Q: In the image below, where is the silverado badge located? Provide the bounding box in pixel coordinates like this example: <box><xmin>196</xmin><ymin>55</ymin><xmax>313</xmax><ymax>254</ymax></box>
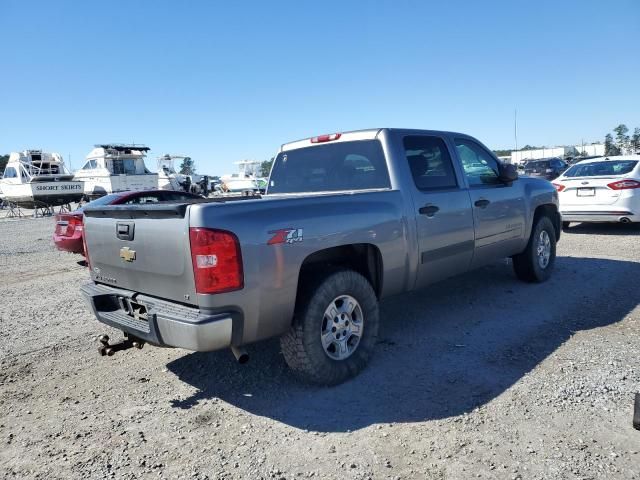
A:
<box><xmin>120</xmin><ymin>247</ymin><xmax>137</xmax><ymax>263</ymax></box>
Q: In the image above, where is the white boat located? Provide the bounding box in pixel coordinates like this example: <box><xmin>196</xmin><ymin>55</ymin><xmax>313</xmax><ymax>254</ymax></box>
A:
<box><xmin>217</xmin><ymin>160</ymin><xmax>267</xmax><ymax>194</ymax></box>
<box><xmin>0</xmin><ymin>150</ymin><xmax>84</xmax><ymax>209</ymax></box>
<box><xmin>157</xmin><ymin>154</ymin><xmax>190</xmax><ymax>191</ymax></box>
<box><xmin>73</xmin><ymin>144</ymin><xmax>158</xmax><ymax>199</ymax></box>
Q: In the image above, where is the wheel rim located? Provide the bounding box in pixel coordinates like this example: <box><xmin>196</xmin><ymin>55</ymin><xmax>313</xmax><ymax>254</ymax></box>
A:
<box><xmin>537</xmin><ymin>230</ymin><xmax>551</xmax><ymax>269</ymax></box>
<box><xmin>320</xmin><ymin>295</ymin><xmax>364</xmax><ymax>361</ymax></box>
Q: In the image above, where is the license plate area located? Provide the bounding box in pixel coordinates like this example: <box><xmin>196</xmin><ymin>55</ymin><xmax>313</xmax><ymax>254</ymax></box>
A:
<box><xmin>577</xmin><ymin>188</ymin><xmax>595</xmax><ymax>197</ymax></box>
<box><xmin>117</xmin><ymin>297</ymin><xmax>149</xmax><ymax>322</ymax></box>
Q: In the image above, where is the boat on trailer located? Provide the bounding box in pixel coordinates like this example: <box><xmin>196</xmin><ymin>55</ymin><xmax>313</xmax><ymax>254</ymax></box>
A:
<box><xmin>0</xmin><ymin>150</ymin><xmax>84</xmax><ymax>209</ymax></box>
<box><xmin>157</xmin><ymin>154</ymin><xmax>190</xmax><ymax>191</ymax></box>
<box><xmin>73</xmin><ymin>144</ymin><xmax>158</xmax><ymax>199</ymax></box>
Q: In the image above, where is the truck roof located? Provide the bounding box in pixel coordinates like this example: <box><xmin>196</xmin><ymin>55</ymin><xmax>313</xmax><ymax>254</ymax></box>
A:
<box><xmin>280</xmin><ymin>128</ymin><xmax>469</xmax><ymax>152</ymax></box>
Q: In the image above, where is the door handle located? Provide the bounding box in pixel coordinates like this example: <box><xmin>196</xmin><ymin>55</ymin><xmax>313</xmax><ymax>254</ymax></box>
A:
<box><xmin>474</xmin><ymin>199</ymin><xmax>490</xmax><ymax>209</ymax></box>
<box><xmin>419</xmin><ymin>204</ymin><xmax>440</xmax><ymax>217</ymax></box>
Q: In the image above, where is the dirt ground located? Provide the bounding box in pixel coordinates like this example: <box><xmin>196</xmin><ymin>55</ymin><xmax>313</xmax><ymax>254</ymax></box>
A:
<box><xmin>1</xmin><ymin>216</ymin><xmax>639</xmax><ymax>480</ymax></box>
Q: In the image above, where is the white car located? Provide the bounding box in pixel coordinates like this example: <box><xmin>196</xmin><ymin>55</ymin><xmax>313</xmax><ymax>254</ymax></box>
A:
<box><xmin>553</xmin><ymin>155</ymin><xmax>640</xmax><ymax>227</ymax></box>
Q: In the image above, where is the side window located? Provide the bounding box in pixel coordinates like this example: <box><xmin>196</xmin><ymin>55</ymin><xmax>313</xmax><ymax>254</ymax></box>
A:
<box><xmin>403</xmin><ymin>135</ymin><xmax>458</xmax><ymax>190</ymax></box>
<box><xmin>454</xmin><ymin>138</ymin><xmax>501</xmax><ymax>187</ymax></box>
<box><xmin>3</xmin><ymin>167</ymin><xmax>16</xmax><ymax>178</ymax></box>
<box><xmin>123</xmin><ymin>159</ymin><xmax>137</xmax><ymax>175</ymax></box>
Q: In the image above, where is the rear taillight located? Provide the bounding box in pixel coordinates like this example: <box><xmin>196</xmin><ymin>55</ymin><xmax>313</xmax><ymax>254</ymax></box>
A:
<box><xmin>189</xmin><ymin>228</ymin><xmax>243</xmax><ymax>294</ymax></box>
<box><xmin>552</xmin><ymin>182</ymin><xmax>566</xmax><ymax>192</ymax></box>
<box><xmin>310</xmin><ymin>133</ymin><xmax>341</xmax><ymax>143</ymax></box>
<box><xmin>66</xmin><ymin>215</ymin><xmax>84</xmax><ymax>236</ymax></box>
<box><xmin>607</xmin><ymin>179</ymin><xmax>640</xmax><ymax>190</ymax></box>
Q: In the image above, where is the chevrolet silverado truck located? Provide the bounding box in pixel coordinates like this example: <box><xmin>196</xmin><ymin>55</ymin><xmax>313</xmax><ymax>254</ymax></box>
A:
<box><xmin>81</xmin><ymin>128</ymin><xmax>561</xmax><ymax>385</ymax></box>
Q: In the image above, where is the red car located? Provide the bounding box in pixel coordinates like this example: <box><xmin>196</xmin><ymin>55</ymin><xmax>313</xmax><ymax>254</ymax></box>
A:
<box><xmin>53</xmin><ymin>190</ymin><xmax>202</xmax><ymax>255</ymax></box>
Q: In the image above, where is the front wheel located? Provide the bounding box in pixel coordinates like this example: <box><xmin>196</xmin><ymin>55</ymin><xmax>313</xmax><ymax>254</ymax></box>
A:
<box><xmin>512</xmin><ymin>216</ymin><xmax>557</xmax><ymax>283</ymax></box>
<box><xmin>280</xmin><ymin>270</ymin><xmax>379</xmax><ymax>385</ymax></box>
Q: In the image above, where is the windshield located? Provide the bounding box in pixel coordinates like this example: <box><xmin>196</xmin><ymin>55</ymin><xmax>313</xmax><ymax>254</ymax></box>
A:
<box><xmin>268</xmin><ymin>140</ymin><xmax>391</xmax><ymax>194</ymax></box>
<box><xmin>563</xmin><ymin>160</ymin><xmax>638</xmax><ymax>177</ymax></box>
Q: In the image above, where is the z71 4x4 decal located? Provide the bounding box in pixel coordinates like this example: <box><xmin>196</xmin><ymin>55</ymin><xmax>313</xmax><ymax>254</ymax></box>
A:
<box><xmin>267</xmin><ymin>228</ymin><xmax>303</xmax><ymax>245</ymax></box>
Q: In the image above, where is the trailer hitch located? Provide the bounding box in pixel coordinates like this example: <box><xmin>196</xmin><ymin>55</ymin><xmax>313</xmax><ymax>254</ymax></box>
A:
<box><xmin>98</xmin><ymin>334</ymin><xmax>145</xmax><ymax>356</ymax></box>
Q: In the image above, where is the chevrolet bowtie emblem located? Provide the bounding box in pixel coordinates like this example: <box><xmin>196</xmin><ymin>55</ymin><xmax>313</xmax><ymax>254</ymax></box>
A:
<box><xmin>120</xmin><ymin>247</ymin><xmax>137</xmax><ymax>262</ymax></box>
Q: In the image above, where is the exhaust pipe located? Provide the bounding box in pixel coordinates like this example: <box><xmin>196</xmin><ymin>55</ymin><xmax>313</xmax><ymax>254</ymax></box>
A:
<box><xmin>231</xmin><ymin>346</ymin><xmax>249</xmax><ymax>364</ymax></box>
<box><xmin>620</xmin><ymin>217</ymin><xmax>631</xmax><ymax>224</ymax></box>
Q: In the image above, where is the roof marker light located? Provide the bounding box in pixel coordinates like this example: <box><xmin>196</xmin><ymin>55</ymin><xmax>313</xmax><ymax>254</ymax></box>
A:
<box><xmin>310</xmin><ymin>133</ymin><xmax>342</xmax><ymax>143</ymax></box>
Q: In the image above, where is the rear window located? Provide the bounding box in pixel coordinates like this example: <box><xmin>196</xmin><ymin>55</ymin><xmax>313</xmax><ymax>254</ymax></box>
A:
<box><xmin>268</xmin><ymin>140</ymin><xmax>391</xmax><ymax>194</ymax></box>
<box><xmin>525</xmin><ymin>161</ymin><xmax>550</xmax><ymax>169</ymax></box>
<box><xmin>83</xmin><ymin>193</ymin><xmax>123</xmax><ymax>207</ymax></box>
<box><xmin>563</xmin><ymin>160</ymin><xmax>638</xmax><ymax>177</ymax></box>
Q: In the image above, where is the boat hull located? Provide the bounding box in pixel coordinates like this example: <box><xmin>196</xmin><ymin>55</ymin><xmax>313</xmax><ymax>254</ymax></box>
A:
<box><xmin>0</xmin><ymin>181</ymin><xmax>84</xmax><ymax>208</ymax></box>
<box><xmin>73</xmin><ymin>174</ymin><xmax>159</xmax><ymax>198</ymax></box>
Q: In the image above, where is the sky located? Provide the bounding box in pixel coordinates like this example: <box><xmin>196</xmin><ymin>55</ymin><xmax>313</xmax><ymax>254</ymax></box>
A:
<box><xmin>1</xmin><ymin>0</ymin><xmax>638</xmax><ymax>174</ymax></box>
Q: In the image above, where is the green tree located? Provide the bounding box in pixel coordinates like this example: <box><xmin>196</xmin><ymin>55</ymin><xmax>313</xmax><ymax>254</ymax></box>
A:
<box><xmin>0</xmin><ymin>154</ymin><xmax>8</xmax><ymax>173</ymax></box>
<box><xmin>604</xmin><ymin>133</ymin><xmax>620</xmax><ymax>156</ymax></box>
<box><xmin>179</xmin><ymin>157</ymin><xmax>196</xmax><ymax>175</ymax></box>
<box><xmin>492</xmin><ymin>149</ymin><xmax>512</xmax><ymax>157</ymax></box>
<box><xmin>260</xmin><ymin>158</ymin><xmax>274</xmax><ymax>177</ymax></box>
<box><xmin>613</xmin><ymin>124</ymin><xmax>629</xmax><ymax>153</ymax></box>
<box><xmin>631</xmin><ymin>127</ymin><xmax>640</xmax><ymax>154</ymax></box>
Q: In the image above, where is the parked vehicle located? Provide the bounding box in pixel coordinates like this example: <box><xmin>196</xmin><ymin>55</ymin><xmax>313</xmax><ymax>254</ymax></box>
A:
<box><xmin>81</xmin><ymin>128</ymin><xmax>561</xmax><ymax>385</ymax></box>
<box><xmin>522</xmin><ymin>157</ymin><xmax>568</xmax><ymax>181</ymax></box>
<box><xmin>73</xmin><ymin>144</ymin><xmax>158</xmax><ymax>200</ymax></box>
<box><xmin>54</xmin><ymin>190</ymin><xmax>202</xmax><ymax>255</ymax></box>
<box><xmin>553</xmin><ymin>155</ymin><xmax>640</xmax><ymax>227</ymax></box>
<box><xmin>0</xmin><ymin>150</ymin><xmax>84</xmax><ymax>209</ymax></box>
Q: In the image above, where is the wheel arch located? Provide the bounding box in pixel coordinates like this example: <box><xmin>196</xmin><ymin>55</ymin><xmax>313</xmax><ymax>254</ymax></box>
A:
<box><xmin>533</xmin><ymin>203</ymin><xmax>561</xmax><ymax>241</ymax></box>
<box><xmin>296</xmin><ymin>243</ymin><xmax>383</xmax><ymax>303</ymax></box>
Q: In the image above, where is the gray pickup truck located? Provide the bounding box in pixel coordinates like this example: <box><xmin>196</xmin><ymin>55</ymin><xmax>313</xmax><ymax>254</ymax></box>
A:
<box><xmin>81</xmin><ymin>128</ymin><xmax>561</xmax><ymax>385</ymax></box>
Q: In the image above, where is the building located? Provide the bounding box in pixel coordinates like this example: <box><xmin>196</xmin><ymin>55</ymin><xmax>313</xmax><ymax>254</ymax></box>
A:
<box><xmin>510</xmin><ymin>144</ymin><xmax>604</xmax><ymax>164</ymax></box>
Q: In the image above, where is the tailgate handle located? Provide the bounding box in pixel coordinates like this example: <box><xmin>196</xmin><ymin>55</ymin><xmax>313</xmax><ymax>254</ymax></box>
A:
<box><xmin>116</xmin><ymin>222</ymin><xmax>135</xmax><ymax>241</ymax></box>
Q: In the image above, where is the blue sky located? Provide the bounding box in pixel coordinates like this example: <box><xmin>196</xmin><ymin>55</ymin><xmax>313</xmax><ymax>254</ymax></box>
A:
<box><xmin>1</xmin><ymin>0</ymin><xmax>638</xmax><ymax>174</ymax></box>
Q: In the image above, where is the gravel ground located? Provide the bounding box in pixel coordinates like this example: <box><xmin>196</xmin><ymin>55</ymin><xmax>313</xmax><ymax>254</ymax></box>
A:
<box><xmin>1</xmin><ymin>217</ymin><xmax>639</xmax><ymax>480</ymax></box>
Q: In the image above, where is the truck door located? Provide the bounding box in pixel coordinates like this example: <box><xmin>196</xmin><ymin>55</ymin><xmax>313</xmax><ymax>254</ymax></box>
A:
<box><xmin>452</xmin><ymin>137</ymin><xmax>526</xmax><ymax>267</ymax></box>
<box><xmin>403</xmin><ymin>135</ymin><xmax>475</xmax><ymax>288</ymax></box>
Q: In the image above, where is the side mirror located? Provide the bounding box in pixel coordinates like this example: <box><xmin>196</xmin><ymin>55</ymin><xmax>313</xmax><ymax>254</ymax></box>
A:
<box><xmin>498</xmin><ymin>163</ymin><xmax>519</xmax><ymax>183</ymax></box>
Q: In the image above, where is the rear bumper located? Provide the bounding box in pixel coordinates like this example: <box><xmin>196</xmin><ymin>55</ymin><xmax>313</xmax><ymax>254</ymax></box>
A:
<box><xmin>53</xmin><ymin>234</ymin><xmax>84</xmax><ymax>254</ymax></box>
<box><xmin>81</xmin><ymin>282</ymin><xmax>234</xmax><ymax>351</ymax></box>
<box><xmin>560</xmin><ymin>210</ymin><xmax>637</xmax><ymax>223</ymax></box>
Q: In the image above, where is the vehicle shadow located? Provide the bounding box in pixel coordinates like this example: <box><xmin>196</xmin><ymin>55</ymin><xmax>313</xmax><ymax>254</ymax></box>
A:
<box><xmin>565</xmin><ymin>222</ymin><xmax>640</xmax><ymax>235</ymax></box>
<box><xmin>166</xmin><ymin>256</ymin><xmax>639</xmax><ymax>432</ymax></box>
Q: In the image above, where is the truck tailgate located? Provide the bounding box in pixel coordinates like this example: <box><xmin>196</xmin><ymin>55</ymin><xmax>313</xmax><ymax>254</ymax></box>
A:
<box><xmin>83</xmin><ymin>204</ymin><xmax>197</xmax><ymax>305</ymax></box>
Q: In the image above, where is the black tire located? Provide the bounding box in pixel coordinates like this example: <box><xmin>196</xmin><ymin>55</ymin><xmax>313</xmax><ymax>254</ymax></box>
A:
<box><xmin>280</xmin><ymin>270</ymin><xmax>379</xmax><ymax>385</ymax></box>
<box><xmin>562</xmin><ymin>221</ymin><xmax>571</xmax><ymax>231</ymax></box>
<box><xmin>512</xmin><ymin>215</ymin><xmax>557</xmax><ymax>283</ymax></box>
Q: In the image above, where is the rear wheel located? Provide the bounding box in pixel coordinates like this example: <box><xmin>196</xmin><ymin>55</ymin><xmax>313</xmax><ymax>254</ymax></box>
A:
<box><xmin>512</xmin><ymin>216</ymin><xmax>557</xmax><ymax>283</ymax></box>
<box><xmin>280</xmin><ymin>270</ymin><xmax>379</xmax><ymax>385</ymax></box>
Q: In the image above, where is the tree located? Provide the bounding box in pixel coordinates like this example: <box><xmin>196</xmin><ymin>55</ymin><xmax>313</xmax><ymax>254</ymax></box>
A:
<box><xmin>604</xmin><ymin>134</ymin><xmax>619</xmax><ymax>156</ymax></box>
<box><xmin>179</xmin><ymin>157</ymin><xmax>196</xmax><ymax>175</ymax></box>
<box><xmin>0</xmin><ymin>154</ymin><xmax>8</xmax><ymax>174</ymax></box>
<box><xmin>631</xmin><ymin>128</ymin><xmax>640</xmax><ymax>154</ymax></box>
<box><xmin>260</xmin><ymin>158</ymin><xmax>274</xmax><ymax>177</ymax></box>
<box><xmin>492</xmin><ymin>149</ymin><xmax>512</xmax><ymax>157</ymax></box>
<box><xmin>613</xmin><ymin>124</ymin><xmax>629</xmax><ymax>154</ymax></box>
